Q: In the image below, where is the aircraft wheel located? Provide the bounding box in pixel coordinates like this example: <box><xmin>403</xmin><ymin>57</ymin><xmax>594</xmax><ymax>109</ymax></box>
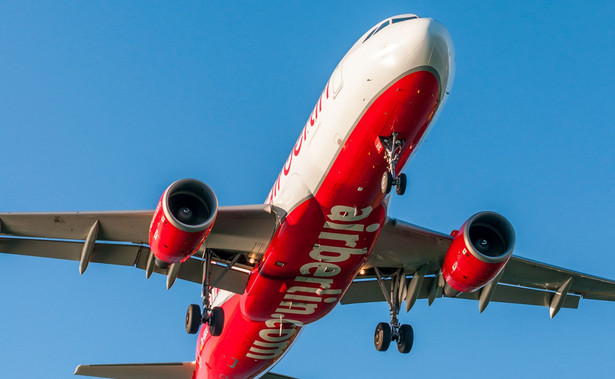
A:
<box><xmin>185</xmin><ymin>304</ymin><xmax>201</xmax><ymax>335</ymax></box>
<box><xmin>374</xmin><ymin>322</ymin><xmax>391</xmax><ymax>351</ymax></box>
<box><xmin>397</xmin><ymin>324</ymin><xmax>414</xmax><ymax>354</ymax></box>
<box><xmin>381</xmin><ymin>172</ymin><xmax>393</xmax><ymax>194</ymax></box>
<box><xmin>208</xmin><ymin>307</ymin><xmax>225</xmax><ymax>337</ymax></box>
<box><xmin>396</xmin><ymin>173</ymin><xmax>407</xmax><ymax>196</ymax></box>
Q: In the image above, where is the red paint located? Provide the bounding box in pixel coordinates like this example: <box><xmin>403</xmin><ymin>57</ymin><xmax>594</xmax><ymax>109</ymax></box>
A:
<box><xmin>149</xmin><ymin>196</ymin><xmax>213</xmax><ymax>264</ymax></box>
<box><xmin>195</xmin><ymin>70</ymin><xmax>440</xmax><ymax>378</ymax></box>
<box><xmin>442</xmin><ymin>222</ymin><xmax>510</xmax><ymax>293</ymax></box>
<box><xmin>241</xmin><ymin>198</ymin><xmax>386</xmax><ymax>323</ymax></box>
<box><xmin>194</xmin><ymin>295</ymin><xmax>301</xmax><ymax>379</ymax></box>
<box><xmin>316</xmin><ymin>70</ymin><xmax>439</xmax><ymax>209</ymax></box>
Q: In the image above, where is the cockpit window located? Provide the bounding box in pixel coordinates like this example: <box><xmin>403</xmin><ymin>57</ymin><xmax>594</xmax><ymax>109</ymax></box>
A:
<box><xmin>375</xmin><ymin>20</ymin><xmax>390</xmax><ymax>34</ymax></box>
<box><xmin>363</xmin><ymin>27</ymin><xmax>378</xmax><ymax>43</ymax></box>
<box><xmin>392</xmin><ymin>16</ymin><xmax>417</xmax><ymax>24</ymax></box>
<box><xmin>363</xmin><ymin>17</ymin><xmax>416</xmax><ymax>44</ymax></box>
<box><xmin>363</xmin><ymin>20</ymin><xmax>391</xmax><ymax>43</ymax></box>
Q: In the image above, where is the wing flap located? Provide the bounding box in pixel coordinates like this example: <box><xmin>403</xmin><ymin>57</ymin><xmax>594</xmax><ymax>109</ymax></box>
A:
<box><xmin>342</xmin><ymin>277</ymin><xmax>580</xmax><ymax>309</ymax></box>
<box><xmin>0</xmin><ymin>237</ymin><xmax>249</xmax><ymax>292</ymax></box>
<box><xmin>0</xmin><ymin>237</ymin><xmax>141</xmax><ymax>266</ymax></box>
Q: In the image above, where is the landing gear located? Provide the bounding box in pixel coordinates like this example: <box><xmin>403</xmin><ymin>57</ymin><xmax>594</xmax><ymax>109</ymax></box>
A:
<box><xmin>201</xmin><ymin>250</ymin><xmax>225</xmax><ymax>336</ymax></box>
<box><xmin>373</xmin><ymin>319</ymin><xmax>414</xmax><ymax>354</ymax></box>
<box><xmin>184</xmin><ymin>249</ymin><xmax>226</xmax><ymax>336</ymax></box>
<box><xmin>372</xmin><ymin>268</ymin><xmax>415</xmax><ymax>354</ymax></box>
<box><xmin>185</xmin><ymin>303</ymin><xmax>225</xmax><ymax>336</ymax></box>
<box><xmin>208</xmin><ymin>307</ymin><xmax>225</xmax><ymax>337</ymax></box>
<box><xmin>185</xmin><ymin>304</ymin><xmax>201</xmax><ymax>334</ymax></box>
<box><xmin>395</xmin><ymin>173</ymin><xmax>407</xmax><ymax>196</ymax></box>
<box><xmin>381</xmin><ymin>172</ymin><xmax>394</xmax><ymax>194</ymax></box>
<box><xmin>380</xmin><ymin>133</ymin><xmax>407</xmax><ymax>195</ymax></box>
<box><xmin>397</xmin><ymin>324</ymin><xmax>414</xmax><ymax>353</ymax></box>
<box><xmin>374</xmin><ymin>322</ymin><xmax>391</xmax><ymax>351</ymax></box>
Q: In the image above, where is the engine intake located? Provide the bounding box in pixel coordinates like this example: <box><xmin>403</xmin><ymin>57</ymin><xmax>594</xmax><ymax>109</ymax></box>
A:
<box><xmin>149</xmin><ymin>179</ymin><xmax>218</xmax><ymax>266</ymax></box>
<box><xmin>442</xmin><ymin>212</ymin><xmax>515</xmax><ymax>296</ymax></box>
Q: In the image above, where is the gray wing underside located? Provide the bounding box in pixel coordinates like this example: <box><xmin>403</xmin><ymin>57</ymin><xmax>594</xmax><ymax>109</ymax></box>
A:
<box><xmin>3</xmin><ymin>208</ymin><xmax>614</xmax><ymax>313</ymax></box>
<box><xmin>343</xmin><ymin>218</ymin><xmax>615</xmax><ymax>314</ymax></box>
<box><xmin>73</xmin><ymin>362</ymin><xmax>296</xmax><ymax>379</ymax></box>
<box><xmin>0</xmin><ymin>205</ymin><xmax>283</xmax><ymax>293</ymax></box>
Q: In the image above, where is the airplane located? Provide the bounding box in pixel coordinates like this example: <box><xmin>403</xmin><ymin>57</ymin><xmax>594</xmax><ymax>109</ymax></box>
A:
<box><xmin>1</xmin><ymin>13</ymin><xmax>615</xmax><ymax>379</ymax></box>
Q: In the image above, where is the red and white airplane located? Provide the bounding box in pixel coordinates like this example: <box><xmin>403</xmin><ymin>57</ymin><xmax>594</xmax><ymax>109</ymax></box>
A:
<box><xmin>2</xmin><ymin>14</ymin><xmax>615</xmax><ymax>379</ymax></box>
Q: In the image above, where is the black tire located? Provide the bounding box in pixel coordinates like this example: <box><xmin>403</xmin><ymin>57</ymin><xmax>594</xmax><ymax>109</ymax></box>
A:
<box><xmin>208</xmin><ymin>307</ymin><xmax>225</xmax><ymax>337</ymax></box>
<box><xmin>374</xmin><ymin>322</ymin><xmax>391</xmax><ymax>351</ymax></box>
<box><xmin>396</xmin><ymin>173</ymin><xmax>407</xmax><ymax>196</ymax></box>
<box><xmin>397</xmin><ymin>324</ymin><xmax>414</xmax><ymax>354</ymax></box>
<box><xmin>185</xmin><ymin>304</ymin><xmax>201</xmax><ymax>335</ymax></box>
<box><xmin>381</xmin><ymin>172</ymin><xmax>393</xmax><ymax>194</ymax></box>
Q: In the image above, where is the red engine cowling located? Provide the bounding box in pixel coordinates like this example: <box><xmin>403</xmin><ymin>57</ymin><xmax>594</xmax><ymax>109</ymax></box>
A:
<box><xmin>442</xmin><ymin>212</ymin><xmax>515</xmax><ymax>296</ymax></box>
<box><xmin>149</xmin><ymin>179</ymin><xmax>218</xmax><ymax>266</ymax></box>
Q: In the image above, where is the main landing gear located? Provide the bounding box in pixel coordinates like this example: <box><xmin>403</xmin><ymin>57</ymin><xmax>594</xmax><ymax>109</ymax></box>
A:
<box><xmin>185</xmin><ymin>250</ymin><xmax>225</xmax><ymax>336</ymax></box>
<box><xmin>373</xmin><ymin>268</ymin><xmax>414</xmax><ymax>354</ymax></box>
<box><xmin>380</xmin><ymin>133</ymin><xmax>407</xmax><ymax>195</ymax></box>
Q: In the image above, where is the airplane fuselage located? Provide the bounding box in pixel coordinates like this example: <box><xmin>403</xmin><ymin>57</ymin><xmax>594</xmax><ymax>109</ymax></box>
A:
<box><xmin>196</xmin><ymin>15</ymin><xmax>454</xmax><ymax>378</ymax></box>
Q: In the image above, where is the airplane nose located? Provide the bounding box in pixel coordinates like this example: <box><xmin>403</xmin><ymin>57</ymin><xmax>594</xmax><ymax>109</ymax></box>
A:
<box><xmin>403</xmin><ymin>18</ymin><xmax>455</xmax><ymax>99</ymax></box>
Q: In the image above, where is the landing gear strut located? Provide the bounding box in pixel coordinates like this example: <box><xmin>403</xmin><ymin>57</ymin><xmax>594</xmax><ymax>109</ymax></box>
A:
<box><xmin>373</xmin><ymin>268</ymin><xmax>414</xmax><ymax>354</ymax></box>
<box><xmin>380</xmin><ymin>133</ymin><xmax>407</xmax><ymax>195</ymax></box>
<box><xmin>185</xmin><ymin>250</ymin><xmax>225</xmax><ymax>336</ymax></box>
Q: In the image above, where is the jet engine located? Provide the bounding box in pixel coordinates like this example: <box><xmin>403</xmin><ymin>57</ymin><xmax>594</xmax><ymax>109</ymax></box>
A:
<box><xmin>441</xmin><ymin>212</ymin><xmax>515</xmax><ymax>296</ymax></box>
<box><xmin>149</xmin><ymin>179</ymin><xmax>218</xmax><ymax>267</ymax></box>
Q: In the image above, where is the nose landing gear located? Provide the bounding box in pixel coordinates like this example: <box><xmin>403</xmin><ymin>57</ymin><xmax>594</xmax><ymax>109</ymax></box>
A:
<box><xmin>380</xmin><ymin>133</ymin><xmax>407</xmax><ymax>195</ymax></box>
<box><xmin>372</xmin><ymin>268</ymin><xmax>414</xmax><ymax>354</ymax></box>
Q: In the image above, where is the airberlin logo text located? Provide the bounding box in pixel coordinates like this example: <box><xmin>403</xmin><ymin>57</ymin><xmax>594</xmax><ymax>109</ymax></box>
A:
<box><xmin>246</xmin><ymin>205</ymin><xmax>379</xmax><ymax>360</ymax></box>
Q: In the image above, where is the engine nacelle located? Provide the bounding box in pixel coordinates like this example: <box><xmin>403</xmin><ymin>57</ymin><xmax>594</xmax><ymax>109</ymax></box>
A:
<box><xmin>442</xmin><ymin>212</ymin><xmax>515</xmax><ymax>296</ymax></box>
<box><xmin>149</xmin><ymin>179</ymin><xmax>218</xmax><ymax>266</ymax></box>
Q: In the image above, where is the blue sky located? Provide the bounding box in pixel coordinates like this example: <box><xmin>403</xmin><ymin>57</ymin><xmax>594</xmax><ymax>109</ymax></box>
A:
<box><xmin>1</xmin><ymin>1</ymin><xmax>614</xmax><ymax>378</ymax></box>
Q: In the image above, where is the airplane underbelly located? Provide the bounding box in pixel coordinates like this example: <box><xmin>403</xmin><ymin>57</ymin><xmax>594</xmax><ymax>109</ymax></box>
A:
<box><xmin>196</xmin><ymin>295</ymin><xmax>301</xmax><ymax>379</ymax></box>
<box><xmin>315</xmin><ymin>68</ymin><xmax>440</xmax><ymax>207</ymax></box>
<box><xmin>199</xmin><ymin>69</ymin><xmax>441</xmax><ymax>379</ymax></box>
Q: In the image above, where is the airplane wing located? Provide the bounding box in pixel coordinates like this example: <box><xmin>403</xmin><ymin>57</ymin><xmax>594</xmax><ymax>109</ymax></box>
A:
<box><xmin>342</xmin><ymin>217</ymin><xmax>615</xmax><ymax>316</ymax></box>
<box><xmin>0</xmin><ymin>204</ymin><xmax>283</xmax><ymax>293</ymax></box>
<box><xmin>4</xmin><ymin>208</ymin><xmax>614</xmax><ymax>316</ymax></box>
